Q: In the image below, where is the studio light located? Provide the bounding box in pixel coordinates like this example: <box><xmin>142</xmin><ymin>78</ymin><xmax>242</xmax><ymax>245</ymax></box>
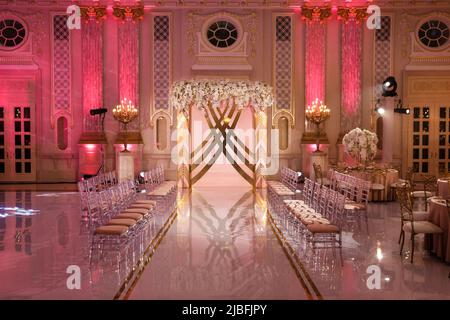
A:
<box><xmin>375</xmin><ymin>106</ymin><xmax>385</xmax><ymax>116</ymax></box>
<box><xmin>382</xmin><ymin>76</ymin><xmax>398</xmax><ymax>97</ymax></box>
<box><xmin>90</xmin><ymin>108</ymin><xmax>108</xmax><ymax>116</ymax></box>
<box><xmin>394</xmin><ymin>99</ymin><xmax>410</xmax><ymax>115</ymax></box>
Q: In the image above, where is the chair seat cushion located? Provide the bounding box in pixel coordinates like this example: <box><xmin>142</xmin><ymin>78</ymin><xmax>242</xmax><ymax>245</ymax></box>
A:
<box><xmin>307</xmin><ymin>223</ymin><xmax>339</xmax><ymax>233</ymax></box>
<box><xmin>147</xmin><ymin>189</ymin><xmax>170</xmax><ymax>196</ymax></box>
<box><xmin>123</xmin><ymin>208</ymin><xmax>148</xmax><ymax>215</ymax></box>
<box><xmin>130</xmin><ymin>203</ymin><xmax>154</xmax><ymax>210</ymax></box>
<box><xmin>371</xmin><ymin>183</ymin><xmax>385</xmax><ymax>190</ymax></box>
<box><xmin>94</xmin><ymin>225</ymin><xmax>128</xmax><ymax>235</ymax></box>
<box><xmin>301</xmin><ymin>217</ymin><xmax>330</xmax><ymax>225</ymax></box>
<box><xmin>116</xmin><ymin>213</ymin><xmax>143</xmax><ymax>221</ymax></box>
<box><xmin>134</xmin><ymin>200</ymin><xmax>157</xmax><ymax>206</ymax></box>
<box><xmin>345</xmin><ymin>203</ymin><xmax>366</xmax><ymax>210</ymax></box>
<box><xmin>390</xmin><ymin>180</ymin><xmax>408</xmax><ymax>188</ymax></box>
<box><xmin>276</xmin><ymin>190</ymin><xmax>295</xmax><ymax>196</ymax></box>
<box><xmin>107</xmin><ymin>218</ymin><xmax>137</xmax><ymax>227</ymax></box>
<box><xmin>267</xmin><ymin>181</ymin><xmax>284</xmax><ymax>187</ymax></box>
<box><xmin>413</xmin><ymin>211</ymin><xmax>428</xmax><ymax>221</ymax></box>
<box><xmin>411</xmin><ymin>191</ymin><xmax>436</xmax><ymax>198</ymax></box>
<box><xmin>403</xmin><ymin>221</ymin><xmax>443</xmax><ymax>234</ymax></box>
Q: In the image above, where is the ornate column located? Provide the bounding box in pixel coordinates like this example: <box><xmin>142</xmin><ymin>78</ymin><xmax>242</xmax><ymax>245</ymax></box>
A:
<box><xmin>80</xmin><ymin>6</ymin><xmax>106</xmax><ymax>133</ymax></box>
<box><xmin>302</xmin><ymin>7</ymin><xmax>330</xmax><ymax>134</ymax></box>
<box><xmin>115</xmin><ymin>6</ymin><xmax>142</xmax><ymax>131</ymax></box>
<box><xmin>301</xmin><ymin>6</ymin><xmax>331</xmax><ymax>177</ymax></box>
<box><xmin>77</xmin><ymin>7</ymin><xmax>107</xmax><ymax>179</ymax></box>
<box><xmin>338</xmin><ymin>7</ymin><xmax>366</xmax><ymax>136</ymax></box>
<box><xmin>113</xmin><ymin>5</ymin><xmax>144</xmax><ymax>176</ymax></box>
<box><xmin>337</xmin><ymin>7</ymin><xmax>367</xmax><ymax>165</ymax></box>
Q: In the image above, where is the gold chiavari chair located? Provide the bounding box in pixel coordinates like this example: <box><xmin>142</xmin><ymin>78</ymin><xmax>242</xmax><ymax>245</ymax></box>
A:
<box><xmin>313</xmin><ymin>163</ymin><xmax>331</xmax><ymax>187</ymax></box>
<box><xmin>397</xmin><ymin>184</ymin><xmax>443</xmax><ymax>263</ymax></box>
<box><xmin>369</xmin><ymin>169</ymin><xmax>387</xmax><ymax>201</ymax></box>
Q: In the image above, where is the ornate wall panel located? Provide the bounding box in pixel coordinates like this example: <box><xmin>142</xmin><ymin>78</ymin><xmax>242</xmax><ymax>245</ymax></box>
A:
<box><xmin>374</xmin><ymin>16</ymin><xmax>392</xmax><ymax>98</ymax></box>
<box><xmin>272</xmin><ymin>14</ymin><xmax>294</xmax><ymax>127</ymax></box>
<box><xmin>151</xmin><ymin>14</ymin><xmax>172</xmax><ymax>126</ymax></box>
<box><xmin>51</xmin><ymin>14</ymin><xmax>71</xmax><ymax>128</ymax></box>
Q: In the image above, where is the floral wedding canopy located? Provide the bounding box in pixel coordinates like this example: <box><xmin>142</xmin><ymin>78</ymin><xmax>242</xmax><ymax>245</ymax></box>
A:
<box><xmin>170</xmin><ymin>80</ymin><xmax>274</xmax><ymax>116</ymax></box>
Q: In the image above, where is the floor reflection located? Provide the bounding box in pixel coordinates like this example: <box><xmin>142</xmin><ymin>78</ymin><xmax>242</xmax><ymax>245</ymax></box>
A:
<box><xmin>0</xmin><ymin>188</ymin><xmax>449</xmax><ymax>300</ymax></box>
<box><xmin>129</xmin><ymin>187</ymin><xmax>309</xmax><ymax>300</ymax></box>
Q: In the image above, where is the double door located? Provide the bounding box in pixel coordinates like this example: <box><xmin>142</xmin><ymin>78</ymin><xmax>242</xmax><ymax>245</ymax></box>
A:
<box><xmin>409</xmin><ymin>104</ymin><xmax>450</xmax><ymax>176</ymax></box>
<box><xmin>0</xmin><ymin>104</ymin><xmax>36</xmax><ymax>182</ymax></box>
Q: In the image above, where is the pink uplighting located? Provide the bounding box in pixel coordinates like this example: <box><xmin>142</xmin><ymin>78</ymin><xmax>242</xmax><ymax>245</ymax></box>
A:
<box><xmin>119</xmin><ymin>21</ymin><xmax>139</xmax><ymax>106</ymax></box>
<box><xmin>305</xmin><ymin>21</ymin><xmax>326</xmax><ymax>112</ymax></box>
<box><xmin>341</xmin><ymin>20</ymin><xmax>362</xmax><ymax>118</ymax></box>
<box><xmin>85</xmin><ymin>144</ymin><xmax>97</xmax><ymax>152</ymax></box>
<box><xmin>82</xmin><ymin>20</ymin><xmax>103</xmax><ymax>127</ymax></box>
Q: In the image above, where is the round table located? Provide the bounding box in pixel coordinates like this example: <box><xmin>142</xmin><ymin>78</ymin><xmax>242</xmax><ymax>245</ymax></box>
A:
<box><xmin>425</xmin><ymin>197</ymin><xmax>450</xmax><ymax>263</ymax></box>
<box><xmin>437</xmin><ymin>178</ymin><xmax>450</xmax><ymax>198</ymax></box>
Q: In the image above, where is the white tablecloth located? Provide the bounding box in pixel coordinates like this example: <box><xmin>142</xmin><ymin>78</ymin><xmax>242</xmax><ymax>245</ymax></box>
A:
<box><xmin>425</xmin><ymin>197</ymin><xmax>450</xmax><ymax>263</ymax></box>
<box><xmin>437</xmin><ymin>178</ymin><xmax>450</xmax><ymax>198</ymax></box>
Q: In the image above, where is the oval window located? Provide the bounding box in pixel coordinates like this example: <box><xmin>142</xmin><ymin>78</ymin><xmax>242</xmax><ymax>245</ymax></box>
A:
<box><xmin>57</xmin><ymin>116</ymin><xmax>68</xmax><ymax>150</ymax></box>
<box><xmin>278</xmin><ymin>116</ymin><xmax>289</xmax><ymax>151</ymax></box>
<box><xmin>156</xmin><ymin>116</ymin><xmax>167</xmax><ymax>151</ymax></box>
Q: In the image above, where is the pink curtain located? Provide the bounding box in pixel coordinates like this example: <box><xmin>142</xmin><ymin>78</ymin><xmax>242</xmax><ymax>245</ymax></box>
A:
<box><xmin>341</xmin><ymin>20</ymin><xmax>362</xmax><ymax>134</ymax></box>
<box><xmin>82</xmin><ymin>20</ymin><xmax>103</xmax><ymax>131</ymax></box>
<box><xmin>305</xmin><ymin>21</ymin><xmax>326</xmax><ymax>109</ymax></box>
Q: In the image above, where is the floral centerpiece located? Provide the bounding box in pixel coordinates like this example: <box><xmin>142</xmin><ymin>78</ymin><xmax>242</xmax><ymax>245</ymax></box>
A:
<box><xmin>170</xmin><ymin>80</ymin><xmax>274</xmax><ymax>116</ymax></box>
<box><xmin>342</xmin><ymin>128</ymin><xmax>378</xmax><ymax>167</ymax></box>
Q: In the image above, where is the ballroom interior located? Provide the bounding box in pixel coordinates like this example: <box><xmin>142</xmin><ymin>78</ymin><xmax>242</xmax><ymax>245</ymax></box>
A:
<box><xmin>0</xmin><ymin>0</ymin><xmax>449</xmax><ymax>300</ymax></box>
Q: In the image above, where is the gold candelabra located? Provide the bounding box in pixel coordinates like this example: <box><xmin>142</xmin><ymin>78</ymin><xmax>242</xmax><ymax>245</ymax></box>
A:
<box><xmin>305</xmin><ymin>98</ymin><xmax>331</xmax><ymax>152</ymax></box>
<box><xmin>112</xmin><ymin>97</ymin><xmax>138</xmax><ymax>152</ymax></box>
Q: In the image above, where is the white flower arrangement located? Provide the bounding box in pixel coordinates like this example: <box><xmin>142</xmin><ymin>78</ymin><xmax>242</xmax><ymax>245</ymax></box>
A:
<box><xmin>342</xmin><ymin>128</ymin><xmax>379</xmax><ymax>164</ymax></box>
<box><xmin>170</xmin><ymin>80</ymin><xmax>274</xmax><ymax>115</ymax></box>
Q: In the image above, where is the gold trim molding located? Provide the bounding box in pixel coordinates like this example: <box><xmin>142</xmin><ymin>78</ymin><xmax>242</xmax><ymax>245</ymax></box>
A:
<box><xmin>301</xmin><ymin>6</ymin><xmax>332</xmax><ymax>22</ymax></box>
<box><xmin>113</xmin><ymin>5</ymin><xmax>144</xmax><ymax>22</ymax></box>
<box><xmin>80</xmin><ymin>6</ymin><xmax>107</xmax><ymax>22</ymax></box>
<box><xmin>337</xmin><ymin>7</ymin><xmax>368</xmax><ymax>23</ymax></box>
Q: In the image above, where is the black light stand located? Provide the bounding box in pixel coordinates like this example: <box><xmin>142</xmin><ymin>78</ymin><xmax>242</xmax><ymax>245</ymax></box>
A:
<box><xmin>90</xmin><ymin>108</ymin><xmax>108</xmax><ymax>176</ymax></box>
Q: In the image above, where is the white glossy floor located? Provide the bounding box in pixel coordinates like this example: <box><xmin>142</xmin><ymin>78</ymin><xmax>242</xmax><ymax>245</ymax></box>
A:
<box><xmin>0</xmin><ymin>186</ymin><xmax>449</xmax><ymax>300</ymax></box>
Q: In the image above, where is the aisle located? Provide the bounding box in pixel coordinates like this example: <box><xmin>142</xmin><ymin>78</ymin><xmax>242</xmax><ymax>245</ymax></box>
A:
<box><xmin>127</xmin><ymin>187</ymin><xmax>311</xmax><ymax>299</ymax></box>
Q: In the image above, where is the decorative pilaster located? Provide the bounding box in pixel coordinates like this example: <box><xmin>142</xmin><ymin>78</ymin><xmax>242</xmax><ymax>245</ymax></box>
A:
<box><xmin>151</xmin><ymin>13</ymin><xmax>172</xmax><ymax>126</ymax></box>
<box><xmin>338</xmin><ymin>7</ymin><xmax>367</xmax><ymax>136</ymax></box>
<box><xmin>81</xmin><ymin>6</ymin><xmax>106</xmax><ymax>132</ymax></box>
<box><xmin>272</xmin><ymin>14</ymin><xmax>294</xmax><ymax>128</ymax></box>
<box><xmin>115</xmin><ymin>4</ymin><xmax>143</xmax><ymax>131</ymax></box>
<box><xmin>302</xmin><ymin>6</ymin><xmax>331</xmax><ymax>134</ymax></box>
<box><xmin>51</xmin><ymin>14</ymin><xmax>72</xmax><ymax>128</ymax></box>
